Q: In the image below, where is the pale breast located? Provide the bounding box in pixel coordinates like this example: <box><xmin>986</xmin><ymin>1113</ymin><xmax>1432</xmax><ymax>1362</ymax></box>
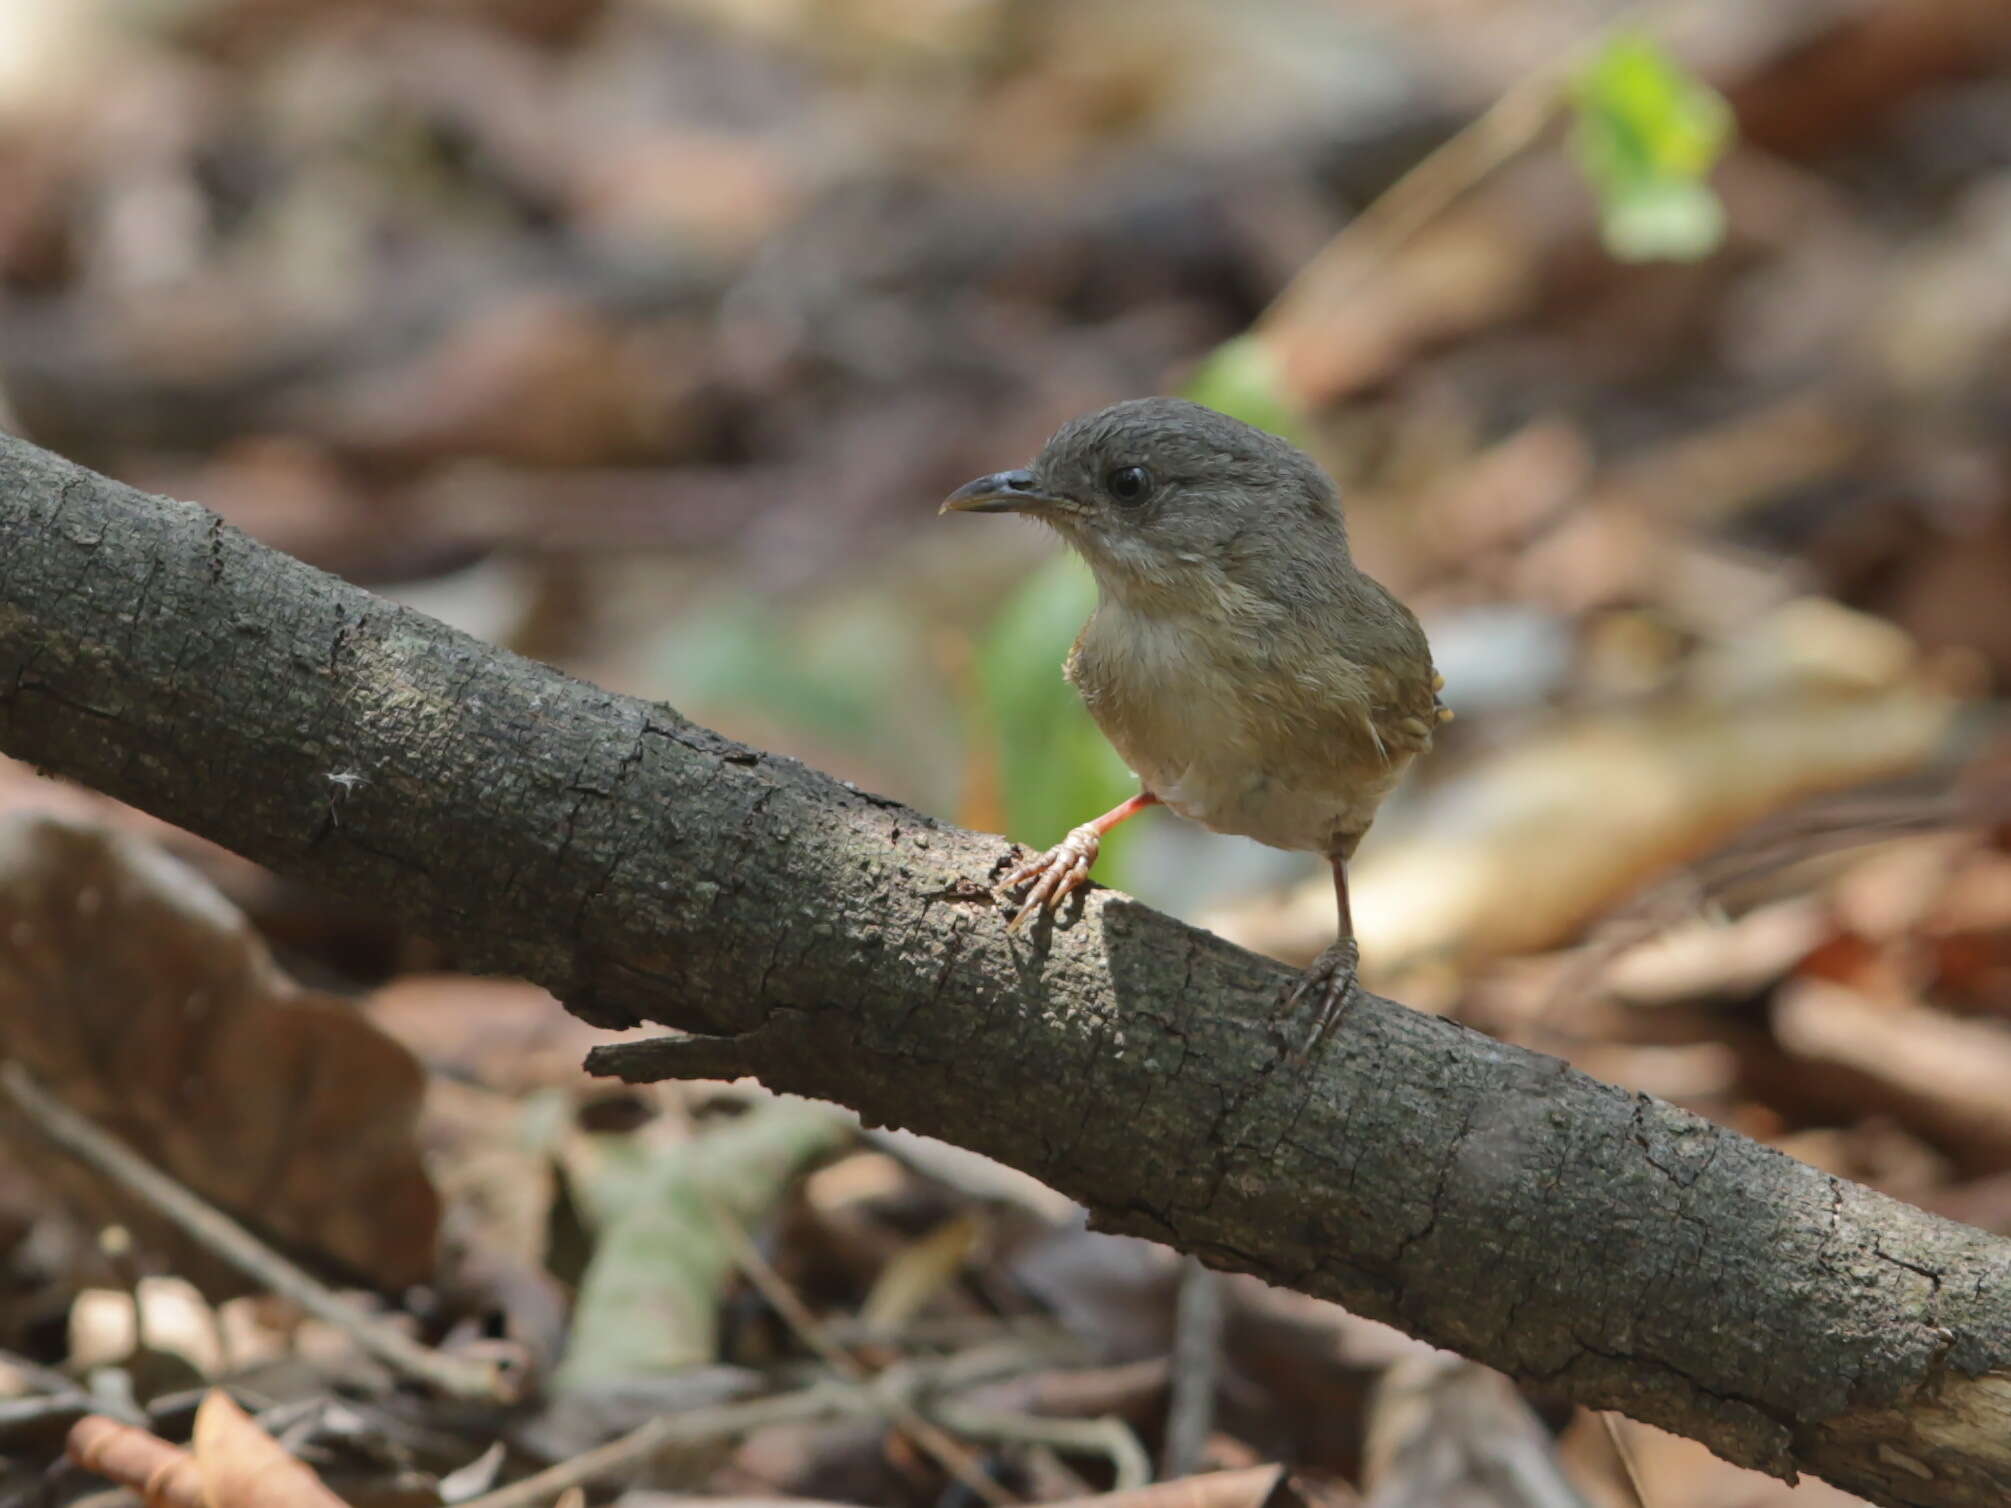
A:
<box><xmin>1068</xmin><ymin>602</ymin><xmax>1413</xmax><ymax>854</ymax></box>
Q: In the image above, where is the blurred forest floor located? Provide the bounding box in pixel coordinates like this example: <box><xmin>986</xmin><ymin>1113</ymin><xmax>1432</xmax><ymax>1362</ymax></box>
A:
<box><xmin>4</xmin><ymin>0</ymin><xmax>2011</xmax><ymax>1505</ymax></box>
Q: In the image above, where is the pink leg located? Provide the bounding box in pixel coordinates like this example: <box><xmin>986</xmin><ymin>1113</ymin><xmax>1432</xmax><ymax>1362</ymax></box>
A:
<box><xmin>1002</xmin><ymin>792</ymin><xmax>1159</xmax><ymax>931</ymax></box>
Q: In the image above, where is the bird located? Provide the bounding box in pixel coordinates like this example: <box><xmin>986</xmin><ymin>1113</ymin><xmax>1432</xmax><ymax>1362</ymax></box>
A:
<box><xmin>940</xmin><ymin>396</ymin><xmax>1447</xmax><ymax>1053</ymax></box>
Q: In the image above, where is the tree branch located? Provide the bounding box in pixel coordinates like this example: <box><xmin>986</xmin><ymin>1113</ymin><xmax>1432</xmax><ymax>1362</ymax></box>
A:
<box><xmin>2</xmin><ymin>431</ymin><xmax>2007</xmax><ymax>1508</ymax></box>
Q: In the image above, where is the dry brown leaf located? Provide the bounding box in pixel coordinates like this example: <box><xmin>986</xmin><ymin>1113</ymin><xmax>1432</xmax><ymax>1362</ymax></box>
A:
<box><xmin>572</xmin><ymin>131</ymin><xmax>801</xmax><ymax>251</ymax></box>
<box><xmin>0</xmin><ymin>756</ymin><xmax>121</xmax><ymax>827</ymax></box>
<box><xmin>305</xmin><ymin>295</ymin><xmax>666</xmax><ymax>469</ymax></box>
<box><xmin>192</xmin><ymin>1390</ymin><xmax>348</xmax><ymax>1508</ymax></box>
<box><xmin>1827</xmin><ymin>834</ymin><xmax>1973</xmax><ymax>944</ymax></box>
<box><xmin>0</xmin><ymin>812</ymin><xmax>439</xmax><ymax>1296</ymax></box>
<box><xmin>1598</xmin><ymin>897</ymin><xmax>1831</xmax><ymax>1008</ymax></box>
<box><xmin>365</xmin><ymin>973</ymin><xmax>627</xmax><ymax>1095</ymax></box>
<box><xmin>69</xmin><ymin>1391</ymin><xmax>346</xmax><ymax>1508</ymax></box>
<box><xmin>1925</xmin><ymin>1171</ymin><xmax>2011</xmax><ymax>1235</ymax></box>
<box><xmin>67</xmin><ymin>1412</ymin><xmax>206</xmax><ymax>1508</ymax></box>
<box><xmin>1561</xmin><ymin>1413</ymin><xmax>1872</xmax><ymax>1508</ymax></box>
<box><xmin>0</xmin><ymin>757</ymin><xmax>319</xmax><ymax>947</ymax></box>
<box><xmin>1908</xmin><ymin>844</ymin><xmax>2011</xmax><ymax>1014</ymax></box>
<box><xmin>1925</xmin><ymin>846</ymin><xmax>2011</xmax><ymax>936</ymax></box>
<box><xmin>1561</xmin><ymin>1041</ymin><xmax>1740</xmax><ymax>1108</ymax></box>
<box><xmin>422</xmin><ymin>1075</ymin><xmax>569</xmax><ymax>1368</ymax></box>
<box><xmin>1874</xmin><ymin>510</ymin><xmax>2011</xmax><ymax>687</ymax></box>
<box><xmin>857</xmin><ymin>1211</ymin><xmax>984</xmax><ymax>1337</ymax></box>
<box><xmin>1773</xmin><ymin>978</ymin><xmax>2011</xmax><ymax>1168</ymax></box>
<box><xmin>1422</xmin><ymin>419</ymin><xmax>1594</xmax><ymax>566</ymax></box>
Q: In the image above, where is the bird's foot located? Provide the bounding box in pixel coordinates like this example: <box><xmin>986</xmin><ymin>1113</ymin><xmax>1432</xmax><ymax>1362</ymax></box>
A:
<box><xmin>1274</xmin><ymin>937</ymin><xmax>1361</xmax><ymax>1061</ymax></box>
<box><xmin>1001</xmin><ymin>824</ymin><xmax>1102</xmax><ymax>931</ymax></box>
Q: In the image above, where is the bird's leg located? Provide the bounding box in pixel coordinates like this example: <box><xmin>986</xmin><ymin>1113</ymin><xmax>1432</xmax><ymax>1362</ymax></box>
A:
<box><xmin>1002</xmin><ymin>791</ymin><xmax>1158</xmax><ymax>931</ymax></box>
<box><xmin>1276</xmin><ymin>855</ymin><xmax>1361</xmax><ymax>1058</ymax></box>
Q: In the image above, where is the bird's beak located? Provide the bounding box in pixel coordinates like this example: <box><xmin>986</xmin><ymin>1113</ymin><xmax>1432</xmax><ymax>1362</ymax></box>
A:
<box><xmin>939</xmin><ymin>469</ymin><xmax>1069</xmax><ymax>515</ymax></box>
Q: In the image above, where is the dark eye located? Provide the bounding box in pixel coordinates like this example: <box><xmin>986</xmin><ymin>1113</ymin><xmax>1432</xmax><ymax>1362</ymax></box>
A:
<box><xmin>1106</xmin><ymin>465</ymin><xmax>1152</xmax><ymax>504</ymax></box>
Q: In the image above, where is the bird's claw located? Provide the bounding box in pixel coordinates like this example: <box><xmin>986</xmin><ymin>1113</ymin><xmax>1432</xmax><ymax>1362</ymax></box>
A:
<box><xmin>1001</xmin><ymin>825</ymin><xmax>1101</xmax><ymax>931</ymax></box>
<box><xmin>1275</xmin><ymin>937</ymin><xmax>1361</xmax><ymax>1061</ymax></box>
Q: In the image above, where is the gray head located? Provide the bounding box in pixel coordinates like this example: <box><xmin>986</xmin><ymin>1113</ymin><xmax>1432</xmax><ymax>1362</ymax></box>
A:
<box><xmin>941</xmin><ymin>397</ymin><xmax>1349</xmax><ymax>611</ymax></box>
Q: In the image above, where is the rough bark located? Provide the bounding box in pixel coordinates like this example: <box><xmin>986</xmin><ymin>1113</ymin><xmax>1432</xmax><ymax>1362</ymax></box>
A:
<box><xmin>1</xmin><ymin>431</ymin><xmax>2007</xmax><ymax>1507</ymax></box>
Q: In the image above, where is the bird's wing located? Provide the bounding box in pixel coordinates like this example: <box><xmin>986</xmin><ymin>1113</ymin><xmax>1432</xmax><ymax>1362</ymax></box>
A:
<box><xmin>1366</xmin><ymin>654</ymin><xmax>1449</xmax><ymax>758</ymax></box>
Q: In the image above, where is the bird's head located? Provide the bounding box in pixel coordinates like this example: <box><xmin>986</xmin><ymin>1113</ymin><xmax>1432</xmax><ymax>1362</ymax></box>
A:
<box><xmin>940</xmin><ymin>397</ymin><xmax>1349</xmax><ymax>613</ymax></box>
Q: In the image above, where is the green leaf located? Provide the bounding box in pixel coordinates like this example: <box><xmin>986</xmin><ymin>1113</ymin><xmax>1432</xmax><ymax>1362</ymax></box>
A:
<box><xmin>556</xmin><ymin>1098</ymin><xmax>851</xmax><ymax>1386</ymax></box>
<box><xmin>974</xmin><ymin>553</ymin><xmax>1140</xmax><ymax>888</ymax></box>
<box><xmin>1182</xmin><ymin>335</ymin><xmax>1304</xmax><ymax>443</ymax></box>
<box><xmin>1569</xmin><ymin>34</ymin><xmax>1733</xmax><ymax>263</ymax></box>
<box><xmin>655</xmin><ymin>596</ymin><xmax>917</xmax><ymax>746</ymax></box>
<box><xmin>1599</xmin><ymin>177</ymin><xmax>1726</xmax><ymax>262</ymax></box>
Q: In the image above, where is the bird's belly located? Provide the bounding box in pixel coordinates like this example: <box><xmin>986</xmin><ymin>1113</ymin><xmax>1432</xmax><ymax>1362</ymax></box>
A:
<box><xmin>1072</xmin><ymin>605</ymin><xmax>1408</xmax><ymax>853</ymax></box>
<box><xmin>1102</xmin><ymin>694</ymin><xmax>1404</xmax><ymax>851</ymax></box>
<box><xmin>1148</xmin><ymin>755</ymin><xmax>1397</xmax><ymax>853</ymax></box>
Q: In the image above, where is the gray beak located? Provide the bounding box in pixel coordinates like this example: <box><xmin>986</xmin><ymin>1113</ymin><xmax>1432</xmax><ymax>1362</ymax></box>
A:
<box><xmin>939</xmin><ymin>469</ymin><xmax>1068</xmax><ymax>515</ymax></box>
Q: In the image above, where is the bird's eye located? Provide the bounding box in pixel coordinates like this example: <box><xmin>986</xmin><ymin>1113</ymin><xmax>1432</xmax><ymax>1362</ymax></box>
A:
<box><xmin>1106</xmin><ymin>465</ymin><xmax>1152</xmax><ymax>504</ymax></box>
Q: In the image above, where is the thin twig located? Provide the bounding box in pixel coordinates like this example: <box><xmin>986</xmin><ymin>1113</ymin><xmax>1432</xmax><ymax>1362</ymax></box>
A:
<box><xmin>0</xmin><ymin>1345</ymin><xmax>91</xmax><ymax>1400</ymax></box>
<box><xmin>1159</xmin><ymin>1255</ymin><xmax>1223</xmax><ymax>1479</ymax></box>
<box><xmin>457</xmin><ymin>1386</ymin><xmax>852</xmax><ymax>1508</ymax></box>
<box><xmin>0</xmin><ymin>1062</ymin><xmax>512</xmax><ymax>1402</ymax></box>
<box><xmin>703</xmin><ymin>1191</ymin><xmax>1019</xmax><ymax>1507</ymax></box>
<box><xmin>1601</xmin><ymin>1412</ymin><xmax>1655</xmax><ymax>1508</ymax></box>
<box><xmin>932</xmin><ymin>1403</ymin><xmax>1152</xmax><ymax>1496</ymax></box>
